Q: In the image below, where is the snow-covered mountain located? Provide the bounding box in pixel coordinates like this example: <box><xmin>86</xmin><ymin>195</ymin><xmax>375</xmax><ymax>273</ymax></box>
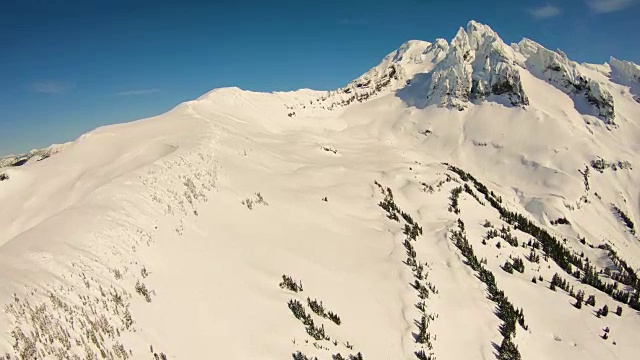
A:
<box><xmin>1</xmin><ymin>21</ymin><xmax>639</xmax><ymax>360</ymax></box>
<box><xmin>0</xmin><ymin>143</ymin><xmax>69</xmax><ymax>169</ymax></box>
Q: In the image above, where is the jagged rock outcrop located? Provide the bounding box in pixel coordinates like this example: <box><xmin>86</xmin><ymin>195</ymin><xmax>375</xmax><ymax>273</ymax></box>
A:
<box><xmin>424</xmin><ymin>21</ymin><xmax>529</xmax><ymax>110</ymax></box>
<box><xmin>524</xmin><ymin>44</ymin><xmax>616</xmax><ymax>124</ymax></box>
<box><xmin>585</xmin><ymin>81</ymin><xmax>615</xmax><ymax>121</ymax></box>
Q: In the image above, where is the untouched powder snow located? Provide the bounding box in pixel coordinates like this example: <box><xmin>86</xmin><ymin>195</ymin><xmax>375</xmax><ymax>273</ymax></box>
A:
<box><xmin>1</xmin><ymin>21</ymin><xmax>640</xmax><ymax>360</ymax></box>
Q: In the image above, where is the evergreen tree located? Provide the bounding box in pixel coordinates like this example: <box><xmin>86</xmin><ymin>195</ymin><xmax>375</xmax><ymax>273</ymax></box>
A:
<box><xmin>601</xmin><ymin>304</ymin><xmax>609</xmax><ymax>317</ymax></box>
<box><xmin>574</xmin><ymin>297</ymin><xmax>582</xmax><ymax>309</ymax></box>
<box><xmin>512</xmin><ymin>257</ymin><xmax>525</xmax><ymax>273</ymax></box>
<box><xmin>293</xmin><ymin>351</ymin><xmax>317</xmax><ymax>360</ymax></box>
<box><xmin>615</xmin><ymin>305</ymin><xmax>623</xmax><ymax>316</ymax></box>
<box><xmin>280</xmin><ymin>275</ymin><xmax>303</xmax><ymax>292</ymax></box>
<box><xmin>497</xmin><ymin>336</ymin><xmax>522</xmax><ymax>360</ymax></box>
<box><xmin>503</xmin><ymin>261</ymin><xmax>514</xmax><ymax>274</ymax></box>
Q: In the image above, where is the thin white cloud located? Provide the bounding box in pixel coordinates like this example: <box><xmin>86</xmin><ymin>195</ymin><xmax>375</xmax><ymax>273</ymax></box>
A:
<box><xmin>115</xmin><ymin>88</ymin><xmax>160</xmax><ymax>96</ymax></box>
<box><xmin>586</xmin><ymin>0</ymin><xmax>637</xmax><ymax>13</ymax></box>
<box><xmin>32</xmin><ymin>80</ymin><xmax>70</xmax><ymax>94</ymax></box>
<box><xmin>529</xmin><ymin>4</ymin><xmax>563</xmax><ymax>19</ymax></box>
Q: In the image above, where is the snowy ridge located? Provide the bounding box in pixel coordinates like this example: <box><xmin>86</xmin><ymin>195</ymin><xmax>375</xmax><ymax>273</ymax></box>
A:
<box><xmin>524</xmin><ymin>44</ymin><xmax>616</xmax><ymax>124</ymax></box>
<box><xmin>290</xmin><ymin>39</ymin><xmax>447</xmax><ymax>112</ymax></box>
<box><xmin>610</xmin><ymin>57</ymin><xmax>640</xmax><ymax>103</ymax></box>
<box><xmin>0</xmin><ymin>143</ymin><xmax>70</xmax><ymax>169</ymax></box>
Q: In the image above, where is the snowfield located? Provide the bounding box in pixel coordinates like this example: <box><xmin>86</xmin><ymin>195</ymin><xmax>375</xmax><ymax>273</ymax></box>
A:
<box><xmin>0</xmin><ymin>21</ymin><xmax>639</xmax><ymax>360</ymax></box>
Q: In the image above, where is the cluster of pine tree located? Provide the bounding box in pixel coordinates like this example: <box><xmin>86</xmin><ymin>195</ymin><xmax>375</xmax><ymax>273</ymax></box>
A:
<box><xmin>332</xmin><ymin>353</ymin><xmax>364</xmax><ymax>360</ymax></box>
<box><xmin>446</xmin><ymin>165</ymin><xmax>503</xmax><ymax>207</ymax></box>
<box><xmin>463</xmin><ymin>183</ymin><xmax>485</xmax><ymax>205</ymax></box>
<box><xmin>611</xmin><ymin>205</ymin><xmax>636</xmax><ymax>234</ymax></box>
<box><xmin>280</xmin><ymin>275</ymin><xmax>304</xmax><ymax>292</ymax></box>
<box><xmin>446</xmin><ymin>164</ymin><xmax>640</xmax><ymax>311</ymax></box>
<box><xmin>404</xmin><ymin>222</ymin><xmax>424</xmax><ymax>241</ymax></box>
<box><xmin>605</xmin><ymin>247</ymin><xmax>639</xmax><ymax>289</ymax></box>
<box><xmin>527</xmin><ymin>249</ymin><xmax>540</xmax><ymax>263</ymax></box>
<box><xmin>306</xmin><ymin>323</ymin><xmax>329</xmax><ymax>341</ymax></box>
<box><xmin>506</xmin><ymin>257</ymin><xmax>524</xmax><ymax>274</ymax></box>
<box><xmin>376</xmin><ymin>181</ymin><xmax>437</xmax><ymax>360</ymax></box>
<box><xmin>497</xmin><ymin>336</ymin><xmax>521</xmax><ymax>360</ymax></box>
<box><xmin>486</xmin><ymin>228</ymin><xmax>499</xmax><ymax>241</ymax></box>
<box><xmin>448</xmin><ymin>186</ymin><xmax>463</xmax><ymax>214</ymax></box>
<box><xmin>307</xmin><ymin>297</ymin><xmax>341</xmax><ymax>326</ymax></box>
<box><xmin>550</xmin><ymin>273</ymin><xmax>607</xmax><ymax>313</ymax></box>
<box><xmin>550</xmin><ymin>217</ymin><xmax>571</xmax><ymax>226</ymax></box>
<box><xmin>502</xmin><ymin>261</ymin><xmax>514</xmax><ymax>274</ymax></box>
<box><xmin>550</xmin><ymin>273</ymin><xmax>570</xmax><ymax>292</ymax></box>
<box><xmin>375</xmin><ymin>181</ymin><xmax>400</xmax><ymax>221</ymax></box>
<box><xmin>574</xmin><ymin>290</ymin><xmax>585</xmax><ymax>308</ymax></box>
<box><xmin>590</xmin><ymin>158</ymin><xmax>608</xmax><ymax>172</ymax></box>
<box><xmin>415</xmin><ymin>349</ymin><xmax>435</xmax><ymax>360</ymax></box>
<box><xmin>499</xmin><ymin>226</ymin><xmax>519</xmax><ymax>247</ymax></box>
<box><xmin>449</xmin><ymin>219</ymin><xmax>526</xmax><ymax>360</ymax></box>
<box><xmin>416</xmin><ymin>314</ymin><xmax>435</xmax><ymax>350</ymax></box>
<box><xmin>288</xmin><ymin>300</ymin><xmax>330</xmax><ymax>341</ymax></box>
<box><xmin>135</xmin><ymin>280</ymin><xmax>152</xmax><ymax>303</ymax></box>
<box><xmin>596</xmin><ymin>304</ymin><xmax>609</xmax><ymax>317</ymax></box>
<box><xmin>292</xmin><ymin>351</ymin><xmax>317</xmax><ymax>360</ymax></box>
<box><xmin>288</xmin><ymin>299</ymin><xmax>313</xmax><ymax>327</ymax></box>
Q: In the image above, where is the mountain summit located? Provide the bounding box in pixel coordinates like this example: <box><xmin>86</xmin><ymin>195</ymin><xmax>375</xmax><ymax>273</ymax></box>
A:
<box><xmin>280</xmin><ymin>21</ymin><xmax>630</xmax><ymax>128</ymax></box>
<box><xmin>1</xmin><ymin>21</ymin><xmax>639</xmax><ymax>360</ymax></box>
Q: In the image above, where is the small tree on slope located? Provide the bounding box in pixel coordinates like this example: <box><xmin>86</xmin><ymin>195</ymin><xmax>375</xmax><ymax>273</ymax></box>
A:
<box><xmin>497</xmin><ymin>336</ymin><xmax>522</xmax><ymax>360</ymax></box>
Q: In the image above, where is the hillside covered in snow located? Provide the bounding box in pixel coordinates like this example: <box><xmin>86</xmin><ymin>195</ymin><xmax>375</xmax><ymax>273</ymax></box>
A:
<box><xmin>1</xmin><ymin>21</ymin><xmax>639</xmax><ymax>360</ymax></box>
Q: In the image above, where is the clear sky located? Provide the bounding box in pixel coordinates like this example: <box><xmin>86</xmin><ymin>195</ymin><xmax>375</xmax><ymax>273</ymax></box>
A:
<box><xmin>1</xmin><ymin>0</ymin><xmax>638</xmax><ymax>155</ymax></box>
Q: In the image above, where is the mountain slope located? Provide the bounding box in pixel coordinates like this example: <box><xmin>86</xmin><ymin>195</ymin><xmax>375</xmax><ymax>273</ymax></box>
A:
<box><xmin>1</xmin><ymin>21</ymin><xmax>639</xmax><ymax>360</ymax></box>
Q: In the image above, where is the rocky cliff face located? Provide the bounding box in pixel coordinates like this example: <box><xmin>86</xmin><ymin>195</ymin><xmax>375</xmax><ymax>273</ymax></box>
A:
<box><xmin>424</xmin><ymin>21</ymin><xmax>529</xmax><ymax>110</ymax></box>
<box><xmin>524</xmin><ymin>43</ymin><xmax>616</xmax><ymax>124</ymax></box>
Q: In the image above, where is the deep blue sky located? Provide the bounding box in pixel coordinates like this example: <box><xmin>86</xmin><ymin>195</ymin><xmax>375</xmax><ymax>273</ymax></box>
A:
<box><xmin>1</xmin><ymin>0</ymin><xmax>638</xmax><ymax>155</ymax></box>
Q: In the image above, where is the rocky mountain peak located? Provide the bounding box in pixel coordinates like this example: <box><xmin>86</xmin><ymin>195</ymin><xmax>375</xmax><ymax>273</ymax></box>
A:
<box><xmin>422</xmin><ymin>21</ymin><xmax>528</xmax><ymax>110</ymax></box>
